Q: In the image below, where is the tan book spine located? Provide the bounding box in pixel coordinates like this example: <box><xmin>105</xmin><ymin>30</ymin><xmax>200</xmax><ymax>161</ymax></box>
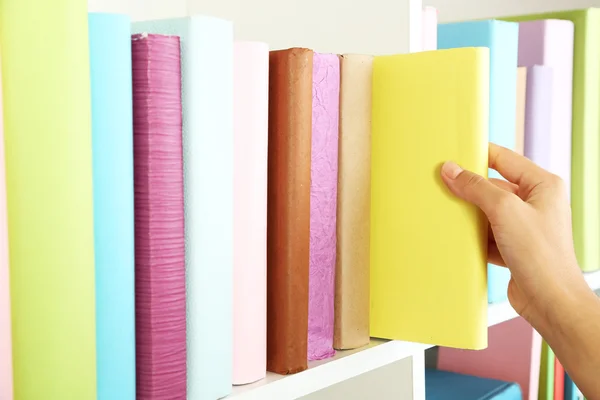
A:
<box><xmin>333</xmin><ymin>54</ymin><xmax>373</xmax><ymax>350</ymax></box>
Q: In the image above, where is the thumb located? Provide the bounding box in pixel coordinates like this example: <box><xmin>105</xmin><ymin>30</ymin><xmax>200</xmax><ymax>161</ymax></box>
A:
<box><xmin>441</xmin><ymin>161</ymin><xmax>512</xmax><ymax>217</ymax></box>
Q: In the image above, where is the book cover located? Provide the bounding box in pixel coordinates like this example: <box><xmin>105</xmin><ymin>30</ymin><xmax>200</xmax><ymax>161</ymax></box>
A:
<box><xmin>514</xmin><ymin>19</ymin><xmax>574</xmax><ymax>198</ymax></box>
<box><xmin>554</xmin><ymin>358</ymin><xmax>564</xmax><ymax>400</ymax></box>
<box><xmin>502</xmin><ymin>9</ymin><xmax>598</xmax><ymax>272</ymax></box>
<box><xmin>516</xmin><ymin>67</ymin><xmax>527</xmax><ymax>155</ymax></box>
<box><xmin>0</xmin><ymin>1</ymin><xmax>97</xmax><ymax>397</ymax></box>
<box><xmin>308</xmin><ymin>53</ymin><xmax>340</xmax><ymax>361</ymax></box>
<box><xmin>422</xmin><ymin>6</ymin><xmax>437</xmax><ymax>51</ymax></box>
<box><xmin>438</xmin><ymin>317</ymin><xmax>542</xmax><ymax>400</ymax></box>
<box><xmin>539</xmin><ymin>341</ymin><xmax>555</xmax><ymax>400</ymax></box>
<box><xmin>564</xmin><ymin>373</ymin><xmax>583</xmax><ymax>400</ymax></box>
<box><xmin>438</xmin><ymin>20</ymin><xmax>520</xmax><ymax>303</ymax></box>
<box><xmin>267</xmin><ymin>48</ymin><xmax>313</xmax><ymax>374</ymax></box>
<box><xmin>334</xmin><ymin>54</ymin><xmax>373</xmax><ymax>351</ymax></box>
<box><xmin>426</xmin><ymin>369</ymin><xmax>523</xmax><ymax>400</ymax></box>
<box><xmin>370</xmin><ymin>48</ymin><xmax>489</xmax><ymax>349</ymax></box>
<box><xmin>232</xmin><ymin>41</ymin><xmax>269</xmax><ymax>385</ymax></box>
<box><xmin>524</xmin><ymin>66</ymin><xmax>554</xmax><ymax>170</ymax></box>
<box><xmin>133</xmin><ymin>16</ymin><xmax>234</xmax><ymax>398</ymax></box>
<box><xmin>89</xmin><ymin>13</ymin><xmax>136</xmax><ymax>400</ymax></box>
<box><xmin>0</xmin><ymin>48</ymin><xmax>11</xmax><ymax>400</ymax></box>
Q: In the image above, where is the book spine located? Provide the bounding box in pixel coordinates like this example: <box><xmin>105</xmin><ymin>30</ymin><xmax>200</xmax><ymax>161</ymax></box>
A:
<box><xmin>308</xmin><ymin>53</ymin><xmax>340</xmax><ymax>361</ymax></box>
<box><xmin>183</xmin><ymin>17</ymin><xmax>234</xmax><ymax>399</ymax></box>
<box><xmin>524</xmin><ymin>66</ymin><xmax>554</xmax><ymax>170</ymax></box>
<box><xmin>0</xmin><ymin>35</ymin><xmax>11</xmax><ymax>400</ymax></box>
<box><xmin>267</xmin><ymin>48</ymin><xmax>313</xmax><ymax>374</ymax></box>
<box><xmin>515</xmin><ymin>67</ymin><xmax>528</xmax><ymax>155</ymax></box>
<box><xmin>334</xmin><ymin>54</ymin><xmax>373</xmax><ymax>351</ymax></box>
<box><xmin>89</xmin><ymin>13</ymin><xmax>136</xmax><ymax>400</ymax></box>
<box><xmin>487</xmin><ymin>21</ymin><xmax>520</xmax><ymax>304</ymax></box>
<box><xmin>232</xmin><ymin>41</ymin><xmax>269</xmax><ymax>385</ymax></box>
<box><xmin>1</xmin><ymin>0</ymin><xmax>97</xmax><ymax>397</ymax></box>
<box><xmin>132</xmin><ymin>33</ymin><xmax>187</xmax><ymax>400</ymax></box>
<box><xmin>422</xmin><ymin>6</ymin><xmax>438</xmax><ymax>51</ymax></box>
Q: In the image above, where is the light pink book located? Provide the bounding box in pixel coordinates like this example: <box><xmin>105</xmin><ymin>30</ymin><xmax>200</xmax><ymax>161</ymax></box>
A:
<box><xmin>422</xmin><ymin>6</ymin><xmax>437</xmax><ymax>51</ymax></box>
<box><xmin>517</xmin><ymin>20</ymin><xmax>573</xmax><ymax>198</ymax></box>
<box><xmin>0</xmin><ymin>58</ymin><xmax>13</xmax><ymax>400</ymax></box>
<box><xmin>233</xmin><ymin>41</ymin><xmax>269</xmax><ymax>385</ymax></box>
<box><xmin>438</xmin><ymin>317</ymin><xmax>542</xmax><ymax>400</ymax></box>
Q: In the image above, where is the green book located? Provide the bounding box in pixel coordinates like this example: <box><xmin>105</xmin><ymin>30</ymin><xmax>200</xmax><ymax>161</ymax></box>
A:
<box><xmin>539</xmin><ymin>341</ymin><xmax>555</xmax><ymax>400</ymax></box>
<box><xmin>502</xmin><ymin>9</ymin><xmax>600</xmax><ymax>272</ymax></box>
<box><xmin>1</xmin><ymin>0</ymin><xmax>97</xmax><ymax>398</ymax></box>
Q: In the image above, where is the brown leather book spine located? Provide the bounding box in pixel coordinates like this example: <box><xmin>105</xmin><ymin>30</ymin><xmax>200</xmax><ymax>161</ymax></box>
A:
<box><xmin>266</xmin><ymin>48</ymin><xmax>313</xmax><ymax>374</ymax></box>
<box><xmin>333</xmin><ymin>54</ymin><xmax>373</xmax><ymax>350</ymax></box>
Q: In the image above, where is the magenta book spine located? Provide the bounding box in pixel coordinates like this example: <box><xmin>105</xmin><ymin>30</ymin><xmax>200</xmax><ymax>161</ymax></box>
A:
<box><xmin>132</xmin><ymin>33</ymin><xmax>187</xmax><ymax>400</ymax></box>
<box><xmin>308</xmin><ymin>52</ymin><xmax>340</xmax><ymax>361</ymax></box>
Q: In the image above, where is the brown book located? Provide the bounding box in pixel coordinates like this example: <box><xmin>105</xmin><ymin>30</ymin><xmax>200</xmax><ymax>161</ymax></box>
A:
<box><xmin>333</xmin><ymin>54</ymin><xmax>373</xmax><ymax>350</ymax></box>
<box><xmin>266</xmin><ymin>48</ymin><xmax>313</xmax><ymax>374</ymax></box>
<box><xmin>516</xmin><ymin>67</ymin><xmax>527</xmax><ymax>155</ymax></box>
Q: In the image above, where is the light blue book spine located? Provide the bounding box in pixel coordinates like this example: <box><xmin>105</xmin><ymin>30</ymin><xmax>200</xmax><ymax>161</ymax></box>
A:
<box><xmin>438</xmin><ymin>20</ymin><xmax>519</xmax><ymax>303</ymax></box>
<box><xmin>564</xmin><ymin>373</ymin><xmax>583</xmax><ymax>400</ymax></box>
<box><xmin>89</xmin><ymin>13</ymin><xmax>136</xmax><ymax>400</ymax></box>
<box><xmin>133</xmin><ymin>16</ymin><xmax>234</xmax><ymax>400</ymax></box>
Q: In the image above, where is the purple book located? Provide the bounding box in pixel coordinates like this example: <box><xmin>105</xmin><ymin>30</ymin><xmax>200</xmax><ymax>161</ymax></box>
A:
<box><xmin>524</xmin><ymin>66</ymin><xmax>554</xmax><ymax>170</ymax></box>
<box><xmin>517</xmin><ymin>20</ymin><xmax>573</xmax><ymax>196</ymax></box>
<box><xmin>308</xmin><ymin>53</ymin><xmax>340</xmax><ymax>361</ymax></box>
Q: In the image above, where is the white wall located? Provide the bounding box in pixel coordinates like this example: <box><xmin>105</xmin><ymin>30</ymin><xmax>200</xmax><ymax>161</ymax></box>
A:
<box><xmin>188</xmin><ymin>0</ymin><xmax>422</xmax><ymax>54</ymax></box>
<box><xmin>88</xmin><ymin>0</ymin><xmax>186</xmax><ymax>21</ymax></box>
<box><xmin>430</xmin><ymin>0</ymin><xmax>600</xmax><ymax>22</ymax></box>
<box><xmin>89</xmin><ymin>0</ymin><xmax>600</xmax><ymax>51</ymax></box>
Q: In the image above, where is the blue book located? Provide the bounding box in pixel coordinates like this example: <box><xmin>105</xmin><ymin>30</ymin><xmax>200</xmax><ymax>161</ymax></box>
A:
<box><xmin>438</xmin><ymin>20</ymin><xmax>519</xmax><ymax>303</ymax></box>
<box><xmin>133</xmin><ymin>16</ymin><xmax>234</xmax><ymax>399</ymax></box>
<box><xmin>89</xmin><ymin>13</ymin><xmax>136</xmax><ymax>400</ymax></box>
<box><xmin>426</xmin><ymin>369</ymin><xmax>522</xmax><ymax>400</ymax></box>
<box><xmin>564</xmin><ymin>372</ymin><xmax>583</xmax><ymax>400</ymax></box>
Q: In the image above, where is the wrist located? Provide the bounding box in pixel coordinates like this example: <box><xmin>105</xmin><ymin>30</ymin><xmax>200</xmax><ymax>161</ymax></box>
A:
<box><xmin>528</xmin><ymin>271</ymin><xmax>595</xmax><ymax>342</ymax></box>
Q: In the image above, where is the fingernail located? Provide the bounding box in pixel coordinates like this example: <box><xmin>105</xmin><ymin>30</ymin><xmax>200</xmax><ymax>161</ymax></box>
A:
<box><xmin>442</xmin><ymin>161</ymin><xmax>463</xmax><ymax>180</ymax></box>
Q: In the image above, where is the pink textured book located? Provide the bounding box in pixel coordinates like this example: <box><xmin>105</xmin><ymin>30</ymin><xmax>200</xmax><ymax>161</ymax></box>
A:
<box><xmin>422</xmin><ymin>6</ymin><xmax>437</xmax><ymax>51</ymax></box>
<box><xmin>233</xmin><ymin>41</ymin><xmax>269</xmax><ymax>385</ymax></box>
<box><xmin>132</xmin><ymin>33</ymin><xmax>187</xmax><ymax>400</ymax></box>
<box><xmin>308</xmin><ymin>52</ymin><xmax>340</xmax><ymax>361</ymax></box>
<box><xmin>517</xmin><ymin>20</ymin><xmax>573</xmax><ymax>196</ymax></box>
<box><xmin>438</xmin><ymin>317</ymin><xmax>542</xmax><ymax>400</ymax></box>
<box><xmin>0</xmin><ymin>57</ymin><xmax>12</xmax><ymax>400</ymax></box>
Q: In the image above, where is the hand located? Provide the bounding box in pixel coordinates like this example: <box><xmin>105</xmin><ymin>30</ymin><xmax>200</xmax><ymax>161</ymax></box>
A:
<box><xmin>440</xmin><ymin>143</ymin><xmax>584</xmax><ymax>324</ymax></box>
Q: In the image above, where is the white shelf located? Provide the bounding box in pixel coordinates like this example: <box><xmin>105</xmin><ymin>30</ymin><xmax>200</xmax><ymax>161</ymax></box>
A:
<box><xmin>229</xmin><ymin>269</ymin><xmax>600</xmax><ymax>399</ymax></box>
<box><xmin>229</xmin><ymin>340</ymin><xmax>430</xmax><ymax>399</ymax></box>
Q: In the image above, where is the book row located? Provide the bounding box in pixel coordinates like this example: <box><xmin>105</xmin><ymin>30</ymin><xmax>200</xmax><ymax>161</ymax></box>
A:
<box><xmin>0</xmin><ymin>2</ymin><xmax>596</xmax><ymax>400</ymax></box>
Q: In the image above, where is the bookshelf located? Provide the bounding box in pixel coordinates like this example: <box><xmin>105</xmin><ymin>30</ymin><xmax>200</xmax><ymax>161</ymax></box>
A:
<box><xmin>229</xmin><ymin>270</ymin><xmax>600</xmax><ymax>400</ymax></box>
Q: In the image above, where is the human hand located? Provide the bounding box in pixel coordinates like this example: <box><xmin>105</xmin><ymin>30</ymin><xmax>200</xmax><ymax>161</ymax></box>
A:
<box><xmin>440</xmin><ymin>143</ymin><xmax>585</xmax><ymax>325</ymax></box>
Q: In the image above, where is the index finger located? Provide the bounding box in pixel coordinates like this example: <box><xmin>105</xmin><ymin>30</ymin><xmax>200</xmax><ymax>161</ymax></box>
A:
<box><xmin>488</xmin><ymin>143</ymin><xmax>549</xmax><ymax>188</ymax></box>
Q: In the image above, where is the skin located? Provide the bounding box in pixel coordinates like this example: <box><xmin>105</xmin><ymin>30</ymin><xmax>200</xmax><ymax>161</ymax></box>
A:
<box><xmin>440</xmin><ymin>143</ymin><xmax>600</xmax><ymax>400</ymax></box>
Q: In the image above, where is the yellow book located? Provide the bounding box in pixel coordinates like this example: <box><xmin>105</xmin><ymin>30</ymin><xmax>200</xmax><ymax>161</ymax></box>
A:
<box><xmin>370</xmin><ymin>48</ymin><xmax>489</xmax><ymax>349</ymax></box>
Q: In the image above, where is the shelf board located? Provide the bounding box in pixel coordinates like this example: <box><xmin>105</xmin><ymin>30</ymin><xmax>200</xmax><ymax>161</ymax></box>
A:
<box><xmin>229</xmin><ymin>340</ymin><xmax>431</xmax><ymax>399</ymax></box>
<box><xmin>229</xmin><ymin>269</ymin><xmax>600</xmax><ymax>399</ymax></box>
